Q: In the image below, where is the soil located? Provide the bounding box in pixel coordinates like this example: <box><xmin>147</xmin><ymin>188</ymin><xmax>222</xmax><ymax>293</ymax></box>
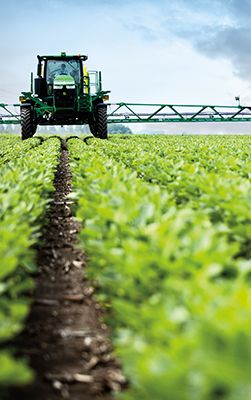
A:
<box><xmin>9</xmin><ymin>139</ymin><xmax>125</xmax><ymax>400</ymax></box>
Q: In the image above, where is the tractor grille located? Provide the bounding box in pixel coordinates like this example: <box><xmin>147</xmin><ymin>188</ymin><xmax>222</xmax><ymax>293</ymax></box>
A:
<box><xmin>54</xmin><ymin>88</ymin><xmax>75</xmax><ymax>108</ymax></box>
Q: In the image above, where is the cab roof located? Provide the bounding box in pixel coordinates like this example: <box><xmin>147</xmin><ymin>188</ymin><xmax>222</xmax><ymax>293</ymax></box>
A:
<box><xmin>37</xmin><ymin>52</ymin><xmax>88</xmax><ymax>62</ymax></box>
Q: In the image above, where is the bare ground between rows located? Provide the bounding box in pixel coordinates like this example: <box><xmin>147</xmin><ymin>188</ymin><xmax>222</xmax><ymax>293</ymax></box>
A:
<box><xmin>9</xmin><ymin>139</ymin><xmax>125</xmax><ymax>400</ymax></box>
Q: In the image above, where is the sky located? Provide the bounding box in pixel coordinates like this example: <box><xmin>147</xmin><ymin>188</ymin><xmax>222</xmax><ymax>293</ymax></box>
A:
<box><xmin>1</xmin><ymin>0</ymin><xmax>251</xmax><ymax>133</ymax></box>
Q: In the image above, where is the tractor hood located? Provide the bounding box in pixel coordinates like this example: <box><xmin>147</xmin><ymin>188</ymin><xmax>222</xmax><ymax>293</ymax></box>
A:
<box><xmin>53</xmin><ymin>75</ymin><xmax>75</xmax><ymax>90</ymax></box>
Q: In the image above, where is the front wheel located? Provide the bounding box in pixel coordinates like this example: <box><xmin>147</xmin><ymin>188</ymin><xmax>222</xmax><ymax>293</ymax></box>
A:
<box><xmin>21</xmin><ymin>106</ymin><xmax>37</xmax><ymax>140</ymax></box>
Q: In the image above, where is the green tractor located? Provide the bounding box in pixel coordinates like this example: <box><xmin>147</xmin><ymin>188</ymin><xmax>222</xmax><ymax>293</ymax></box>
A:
<box><xmin>19</xmin><ymin>52</ymin><xmax>110</xmax><ymax>140</ymax></box>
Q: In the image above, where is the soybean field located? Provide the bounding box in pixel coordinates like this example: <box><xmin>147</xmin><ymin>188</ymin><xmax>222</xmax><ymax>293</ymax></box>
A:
<box><xmin>1</xmin><ymin>133</ymin><xmax>251</xmax><ymax>400</ymax></box>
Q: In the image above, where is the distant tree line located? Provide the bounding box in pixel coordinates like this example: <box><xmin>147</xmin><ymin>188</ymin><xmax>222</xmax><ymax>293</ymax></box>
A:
<box><xmin>0</xmin><ymin>123</ymin><xmax>132</xmax><ymax>135</ymax></box>
<box><xmin>108</xmin><ymin>124</ymin><xmax>132</xmax><ymax>134</ymax></box>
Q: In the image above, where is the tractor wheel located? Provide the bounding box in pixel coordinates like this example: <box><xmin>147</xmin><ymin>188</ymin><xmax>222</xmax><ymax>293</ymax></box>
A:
<box><xmin>21</xmin><ymin>106</ymin><xmax>36</xmax><ymax>140</ymax></box>
<box><xmin>96</xmin><ymin>105</ymin><xmax>108</xmax><ymax>139</ymax></box>
<box><xmin>88</xmin><ymin>105</ymin><xmax>108</xmax><ymax>139</ymax></box>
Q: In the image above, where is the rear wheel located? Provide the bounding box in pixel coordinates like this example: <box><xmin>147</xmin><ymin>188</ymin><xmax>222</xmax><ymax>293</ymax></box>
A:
<box><xmin>96</xmin><ymin>105</ymin><xmax>108</xmax><ymax>139</ymax></box>
<box><xmin>88</xmin><ymin>104</ymin><xmax>108</xmax><ymax>139</ymax></box>
<box><xmin>21</xmin><ymin>106</ymin><xmax>37</xmax><ymax>140</ymax></box>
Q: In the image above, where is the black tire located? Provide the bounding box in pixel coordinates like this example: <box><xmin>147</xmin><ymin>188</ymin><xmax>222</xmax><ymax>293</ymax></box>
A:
<box><xmin>96</xmin><ymin>105</ymin><xmax>108</xmax><ymax>139</ymax></box>
<box><xmin>21</xmin><ymin>106</ymin><xmax>37</xmax><ymax>140</ymax></box>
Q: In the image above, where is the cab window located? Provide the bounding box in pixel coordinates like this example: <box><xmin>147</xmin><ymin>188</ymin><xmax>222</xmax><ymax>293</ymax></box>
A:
<box><xmin>46</xmin><ymin>60</ymin><xmax>81</xmax><ymax>84</ymax></box>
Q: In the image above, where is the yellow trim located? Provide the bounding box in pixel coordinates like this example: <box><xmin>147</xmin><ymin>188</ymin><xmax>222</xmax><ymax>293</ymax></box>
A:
<box><xmin>83</xmin><ymin>65</ymin><xmax>89</xmax><ymax>94</ymax></box>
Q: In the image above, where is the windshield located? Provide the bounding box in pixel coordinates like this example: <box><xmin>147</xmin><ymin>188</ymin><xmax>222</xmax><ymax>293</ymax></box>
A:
<box><xmin>46</xmin><ymin>60</ymin><xmax>81</xmax><ymax>84</ymax></box>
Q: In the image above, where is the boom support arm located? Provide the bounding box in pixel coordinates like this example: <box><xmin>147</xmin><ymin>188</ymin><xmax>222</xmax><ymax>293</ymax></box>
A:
<box><xmin>2</xmin><ymin>101</ymin><xmax>251</xmax><ymax>125</ymax></box>
<box><xmin>107</xmin><ymin>102</ymin><xmax>251</xmax><ymax>124</ymax></box>
<box><xmin>0</xmin><ymin>103</ymin><xmax>21</xmax><ymax>124</ymax></box>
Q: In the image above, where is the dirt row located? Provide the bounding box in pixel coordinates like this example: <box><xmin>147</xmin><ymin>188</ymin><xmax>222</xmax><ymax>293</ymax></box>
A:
<box><xmin>9</xmin><ymin>139</ymin><xmax>125</xmax><ymax>400</ymax></box>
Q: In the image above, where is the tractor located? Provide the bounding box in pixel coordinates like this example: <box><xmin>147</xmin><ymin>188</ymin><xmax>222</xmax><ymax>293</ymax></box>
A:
<box><xmin>19</xmin><ymin>52</ymin><xmax>110</xmax><ymax>140</ymax></box>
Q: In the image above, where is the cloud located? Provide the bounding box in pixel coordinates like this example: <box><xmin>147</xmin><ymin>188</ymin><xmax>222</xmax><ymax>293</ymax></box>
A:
<box><xmin>227</xmin><ymin>0</ymin><xmax>251</xmax><ymax>19</ymax></box>
<box><xmin>128</xmin><ymin>0</ymin><xmax>251</xmax><ymax>82</ymax></box>
<box><xmin>169</xmin><ymin>0</ymin><xmax>251</xmax><ymax>81</ymax></box>
<box><xmin>194</xmin><ymin>26</ymin><xmax>251</xmax><ymax>78</ymax></box>
<box><xmin>96</xmin><ymin>0</ymin><xmax>250</xmax><ymax>82</ymax></box>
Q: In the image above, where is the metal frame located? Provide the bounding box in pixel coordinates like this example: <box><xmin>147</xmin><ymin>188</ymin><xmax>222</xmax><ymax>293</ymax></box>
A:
<box><xmin>2</xmin><ymin>101</ymin><xmax>251</xmax><ymax>125</ymax></box>
<box><xmin>0</xmin><ymin>103</ymin><xmax>20</xmax><ymax>124</ymax></box>
<box><xmin>107</xmin><ymin>103</ymin><xmax>251</xmax><ymax>124</ymax></box>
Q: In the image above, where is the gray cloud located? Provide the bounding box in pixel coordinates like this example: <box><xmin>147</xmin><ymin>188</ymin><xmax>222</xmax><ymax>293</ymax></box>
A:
<box><xmin>195</xmin><ymin>26</ymin><xmax>251</xmax><ymax>78</ymax></box>
<box><xmin>118</xmin><ymin>0</ymin><xmax>251</xmax><ymax>81</ymax></box>
<box><xmin>159</xmin><ymin>0</ymin><xmax>251</xmax><ymax>81</ymax></box>
<box><xmin>227</xmin><ymin>0</ymin><xmax>251</xmax><ymax>19</ymax></box>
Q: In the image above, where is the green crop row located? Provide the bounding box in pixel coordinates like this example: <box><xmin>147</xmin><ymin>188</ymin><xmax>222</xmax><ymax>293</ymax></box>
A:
<box><xmin>0</xmin><ymin>136</ymin><xmax>43</xmax><ymax>165</ymax></box>
<box><xmin>101</xmin><ymin>135</ymin><xmax>251</xmax><ymax>183</ymax></box>
<box><xmin>96</xmin><ymin>135</ymin><xmax>251</xmax><ymax>259</ymax></box>
<box><xmin>110</xmin><ymin>135</ymin><xmax>251</xmax><ymax>173</ymax></box>
<box><xmin>0</xmin><ymin>137</ymin><xmax>60</xmax><ymax>388</ymax></box>
<box><xmin>68</xmin><ymin>136</ymin><xmax>251</xmax><ymax>400</ymax></box>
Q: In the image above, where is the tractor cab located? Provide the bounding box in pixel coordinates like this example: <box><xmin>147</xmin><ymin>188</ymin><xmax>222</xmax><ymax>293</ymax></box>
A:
<box><xmin>35</xmin><ymin>53</ymin><xmax>87</xmax><ymax>108</ymax></box>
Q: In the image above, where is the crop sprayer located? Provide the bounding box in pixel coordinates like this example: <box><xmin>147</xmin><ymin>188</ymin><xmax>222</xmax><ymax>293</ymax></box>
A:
<box><xmin>1</xmin><ymin>52</ymin><xmax>251</xmax><ymax>139</ymax></box>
